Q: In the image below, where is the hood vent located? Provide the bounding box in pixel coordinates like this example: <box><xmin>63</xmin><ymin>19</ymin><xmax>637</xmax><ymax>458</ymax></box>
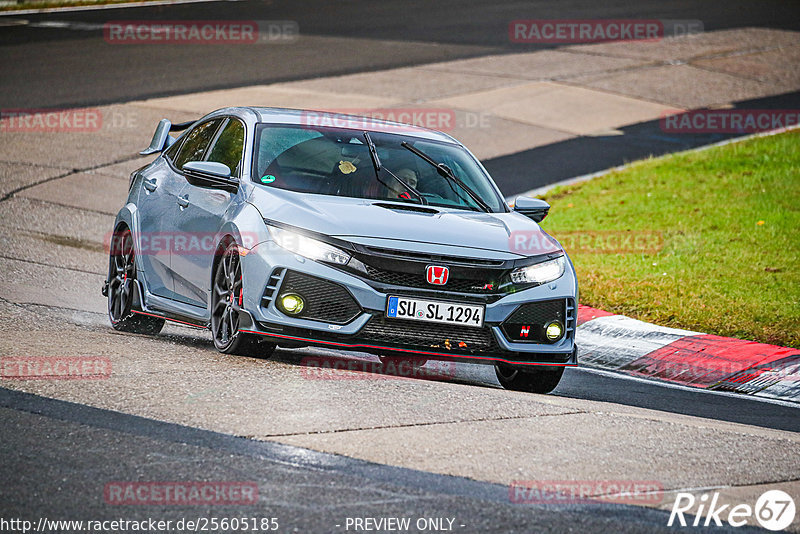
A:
<box><xmin>372</xmin><ymin>202</ymin><xmax>439</xmax><ymax>215</ymax></box>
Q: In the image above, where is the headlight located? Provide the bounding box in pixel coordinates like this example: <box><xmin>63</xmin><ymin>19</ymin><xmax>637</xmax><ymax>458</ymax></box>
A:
<box><xmin>510</xmin><ymin>256</ymin><xmax>566</xmax><ymax>285</ymax></box>
<box><xmin>267</xmin><ymin>225</ymin><xmax>351</xmax><ymax>265</ymax></box>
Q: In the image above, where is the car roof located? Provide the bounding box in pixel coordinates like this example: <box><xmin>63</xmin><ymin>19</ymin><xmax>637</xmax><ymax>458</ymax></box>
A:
<box><xmin>244</xmin><ymin>106</ymin><xmax>459</xmax><ymax>144</ymax></box>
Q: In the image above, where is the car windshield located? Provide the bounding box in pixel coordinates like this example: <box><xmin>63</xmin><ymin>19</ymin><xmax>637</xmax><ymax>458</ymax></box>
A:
<box><xmin>252</xmin><ymin>124</ymin><xmax>506</xmax><ymax>212</ymax></box>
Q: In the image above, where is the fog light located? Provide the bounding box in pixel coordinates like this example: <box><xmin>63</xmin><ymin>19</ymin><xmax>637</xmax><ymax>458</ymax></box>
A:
<box><xmin>545</xmin><ymin>321</ymin><xmax>564</xmax><ymax>341</ymax></box>
<box><xmin>279</xmin><ymin>293</ymin><xmax>305</xmax><ymax>315</ymax></box>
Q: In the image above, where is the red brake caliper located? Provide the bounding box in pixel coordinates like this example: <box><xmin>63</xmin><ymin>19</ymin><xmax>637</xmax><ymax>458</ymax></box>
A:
<box><xmin>230</xmin><ymin>283</ymin><xmax>243</xmax><ymax>306</ymax></box>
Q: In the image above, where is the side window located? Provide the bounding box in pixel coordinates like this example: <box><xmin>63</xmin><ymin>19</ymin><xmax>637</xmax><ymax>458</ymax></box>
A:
<box><xmin>255</xmin><ymin>126</ymin><xmax>323</xmax><ymax>179</ymax></box>
<box><xmin>163</xmin><ymin>134</ymin><xmax>183</xmax><ymax>162</ymax></box>
<box><xmin>206</xmin><ymin>119</ymin><xmax>245</xmax><ymax>175</ymax></box>
<box><xmin>173</xmin><ymin>120</ymin><xmax>223</xmax><ymax>170</ymax></box>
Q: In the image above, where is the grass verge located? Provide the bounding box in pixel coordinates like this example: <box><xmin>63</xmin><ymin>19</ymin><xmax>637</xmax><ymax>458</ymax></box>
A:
<box><xmin>539</xmin><ymin>129</ymin><xmax>800</xmax><ymax>348</ymax></box>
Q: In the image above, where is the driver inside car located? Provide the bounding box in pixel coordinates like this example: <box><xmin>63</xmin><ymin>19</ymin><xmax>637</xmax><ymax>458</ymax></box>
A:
<box><xmin>387</xmin><ymin>168</ymin><xmax>419</xmax><ymax>200</ymax></box>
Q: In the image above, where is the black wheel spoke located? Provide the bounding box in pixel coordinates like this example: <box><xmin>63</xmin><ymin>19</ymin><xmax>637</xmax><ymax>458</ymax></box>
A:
<box><xmin>222</xmin><ymin>254</ymin><xmax>230</xmax><ymax>280</ymax></box>
<box><xmin>109</xmin><ymin>276</ymin><xmax>122</xmax><ymax>291</ymax></box>
<box><xmin>113</xmin><ymin>291</ymin><xmax>122</xmax><ymax>318</ymax></box>
<box><xmin>210</xmin><ymin>246</ymin><xmax>246</xmax><ymax>350</ymax></box>
<box><xmin>221</xmin><ymin>310</ymin><xmax>231</xmax><ymax>341</ymax></box>
<box><xmin>228</xmin><ymin>310</ymin><xmax>237</xmax><ymax>334</ymax></box>
<box><xmin>106</xmin><ymin>229</ymin><xmax>165</xmax><ymax>335</ymax></box>
<box><xmin>108</xmin><ymin>230</ymin><xmax>135</xmax><ymax>322</ymax></box>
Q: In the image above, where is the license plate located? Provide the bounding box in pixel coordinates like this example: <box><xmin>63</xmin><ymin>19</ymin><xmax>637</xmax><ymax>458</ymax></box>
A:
<box><xmin>386</xmin><ymin>296</ymin><xmax>484</xmax><ymax>328</ymax></box>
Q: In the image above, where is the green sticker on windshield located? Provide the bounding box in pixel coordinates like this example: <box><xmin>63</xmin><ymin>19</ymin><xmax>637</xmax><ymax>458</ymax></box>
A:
<box><xmin>261</xmin><ymin>175</ymin><xmax>276</xmax><ymax>184</ymax></box>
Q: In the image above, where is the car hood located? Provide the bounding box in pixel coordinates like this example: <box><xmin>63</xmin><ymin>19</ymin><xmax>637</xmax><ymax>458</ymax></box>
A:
<box><xmin>249</xmin><ymin>187</ymin><xmax>563</xmax><ymax>258</ymax></box>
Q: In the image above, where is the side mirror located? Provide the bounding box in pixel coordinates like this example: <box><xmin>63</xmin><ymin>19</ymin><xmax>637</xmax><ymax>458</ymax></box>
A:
<box><xmin>513</xmin><ymin>196</ymin><xmax>550</xmax><ymax>223</ymax></box>
<box><xmin>182</xmin><ymin>161</ymin><xmax>238</xmax><ymax>193</ymax></box>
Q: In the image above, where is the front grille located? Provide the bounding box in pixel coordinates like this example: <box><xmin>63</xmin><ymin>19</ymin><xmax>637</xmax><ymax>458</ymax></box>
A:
<box><xmin>360</xmin><ymin>245</ymin><xmax>504</xmax><ymax>267</ymax></box>
<box><xmin>348</xmin><ymin>243</ymin><xmax>513</xmax><ymax>296</ymax></box>
<box><xmin>359</xmin><ymin>315</ymin><xmax>499</xmax><ymax>353</ymax></box>
<box><xmin>501</xmin><ymin>299</ymin><xmax>568</xmax><ymax>343</ymax></box>
<box><xmin>364</xmin><ymin>264</ymin><xmax>499</xmax><ymax>294</ymax></box>
<box><xmin>275</xmin><ymin>270</ymin><xmax>361</xmax><ymax>324</ymax></box>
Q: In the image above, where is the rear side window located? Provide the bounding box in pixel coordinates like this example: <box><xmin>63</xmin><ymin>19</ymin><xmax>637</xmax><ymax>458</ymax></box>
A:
<box><xmin>173</xmin><ymin>120</ymin><xmax>223</xmax><ymax>170</ymax></box>
<box><xmin>206</xmin><ymin>119</ymin><xmax>245</xmax><ymax>175</ymax></box>
<box><xmin>163</xmin><ymin>134</ymin><xmax>183</xmax><ymax>162</ymax></box>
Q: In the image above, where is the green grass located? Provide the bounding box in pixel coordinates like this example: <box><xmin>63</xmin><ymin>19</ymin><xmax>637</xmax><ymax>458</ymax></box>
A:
<box><xmin>539</xmin><ymin>130</ymin><xmax>800</xmax><ymax>348</ymax></box>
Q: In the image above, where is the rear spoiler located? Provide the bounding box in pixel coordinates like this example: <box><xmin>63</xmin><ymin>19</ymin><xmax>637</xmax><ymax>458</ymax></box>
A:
<box><xmin>140</xmin><ymin>119</ymin><xmax>196</xmax><ymax>155</ymax></box>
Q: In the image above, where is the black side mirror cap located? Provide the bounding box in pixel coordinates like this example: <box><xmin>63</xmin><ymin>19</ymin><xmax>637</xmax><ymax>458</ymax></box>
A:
<box><xmin>513</xmin><ymin>196</ymin><xmax>550</xmax><ymax>223</ymax></box>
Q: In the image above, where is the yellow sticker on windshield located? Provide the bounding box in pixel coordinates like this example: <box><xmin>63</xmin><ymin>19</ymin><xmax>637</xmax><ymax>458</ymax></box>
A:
<box><xmin>339</xmin><ymin>160</ymin><xmax>357</xmax><ymax>174</ymax></box>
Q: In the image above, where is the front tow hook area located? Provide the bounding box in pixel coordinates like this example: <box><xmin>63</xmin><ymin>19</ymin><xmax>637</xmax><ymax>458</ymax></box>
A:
<box><xmin>101</xmin><ymin>280</ymin><xmax>109</xmax><ymax>297</ymax></box>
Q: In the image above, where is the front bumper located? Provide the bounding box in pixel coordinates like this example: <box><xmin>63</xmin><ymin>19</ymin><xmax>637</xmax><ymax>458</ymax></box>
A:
<box><xmin>239</xmin><ymin>241</ymin><xmax>578</xmax><ymax>368</ymax></box>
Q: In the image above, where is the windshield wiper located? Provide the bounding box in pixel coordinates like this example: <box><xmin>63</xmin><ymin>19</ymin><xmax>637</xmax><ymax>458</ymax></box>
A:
<box><xmin>400</xmin><ymin>141</ymin><xmax>491</xmax><ymax>213</ymax></box>
<box><xmin>363</xmin><ymin>132</ymin><xmax>427</xmax><ymax>205</ymax></box>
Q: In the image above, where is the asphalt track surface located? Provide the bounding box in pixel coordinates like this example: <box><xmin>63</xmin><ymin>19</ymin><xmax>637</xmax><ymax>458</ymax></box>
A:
<box><xmin>3</xmin><ymin>0</ymin><xmax>800</xmax><ymax>196</ymax></box>
<box><xmin>1</xmin><ymin>1</ymin><xmax>799</xmax><ymax>532</ymax></box>
<box><xmin>0</xmin><ymin>388</ymin><xmax>773</xmax><ymax>534</ymax></box>
<box><xmin>487</xmin><ymin>89</ymin><xmax>800</xmax><ymax>195</ymax></box>
<box><xmin>2</xmin><ymin>0</ymin><xmax>800</xmax><ymax>109</ymax></box>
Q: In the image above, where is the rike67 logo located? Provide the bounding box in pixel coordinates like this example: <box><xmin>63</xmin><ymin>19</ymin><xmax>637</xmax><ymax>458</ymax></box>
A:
<box><xmin>669</xmin><ymin>490</ymin><xmax>795</xmax><ymax>531</ymax></box>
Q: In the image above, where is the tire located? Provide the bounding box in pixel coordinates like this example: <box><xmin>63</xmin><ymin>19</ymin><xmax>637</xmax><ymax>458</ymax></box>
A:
<box><xmin>107</xmin><ymin>227</ymin><xmax>164</xmax><ymax>335</ymax></box>
<box><xmin>211</xmin><ymin>242</ymin><xmax>276</xmax><ymax>358</ymax></box>
<box><xmin>495</xmin><ymin>364</ymin><xmax>564</xmax><ymax>394</ymax></box>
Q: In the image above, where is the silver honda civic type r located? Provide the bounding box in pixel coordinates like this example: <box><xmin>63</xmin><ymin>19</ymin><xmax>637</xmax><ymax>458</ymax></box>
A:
<box><xmin>104</xmin><ymin>107</ymin><xmax>578</xmax><ymax>393</ymax></box>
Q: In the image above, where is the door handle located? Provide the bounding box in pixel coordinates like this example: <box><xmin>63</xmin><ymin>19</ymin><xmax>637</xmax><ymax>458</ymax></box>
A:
<box><xmin>176</xmin><ymin>194</ymin><xmax>189</xmax><ymax>208</ymax></box>
<box><xmin>143</xmin><ymin>178</ymin><xmax>158</xmax><ymax>192</ymax></box>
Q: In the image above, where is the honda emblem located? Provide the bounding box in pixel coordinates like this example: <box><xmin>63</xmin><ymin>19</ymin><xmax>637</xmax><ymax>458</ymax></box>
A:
<box><xmin>426</xmin><ymin>265</ymin><xmax>449</xmax><ymax>285</ymax></box>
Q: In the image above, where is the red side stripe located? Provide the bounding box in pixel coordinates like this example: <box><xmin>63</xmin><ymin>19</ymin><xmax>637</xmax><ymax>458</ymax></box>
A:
<box><xmin>239</xmin><ymin>329</ymin><xmax>574</xmax><ymax>368</ymax></box>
